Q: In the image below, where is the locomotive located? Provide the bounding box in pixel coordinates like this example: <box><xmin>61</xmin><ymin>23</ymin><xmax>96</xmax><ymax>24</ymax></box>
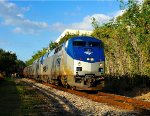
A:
<box><xmin>24</xmin><ymin>36</ymin><xmax>105</xmax><ymax>90</ymax></box>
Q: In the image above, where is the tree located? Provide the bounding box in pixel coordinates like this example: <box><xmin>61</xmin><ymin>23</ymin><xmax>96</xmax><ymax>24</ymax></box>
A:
<box><xmin>92</xmin><ymin>0</ymin><xmax>150</xmax><ymax>76</ymax></box>
<box><xmin>0</xmin><ymin>49</ymin><xmax>25</xmax><ymax>77</ymax></box>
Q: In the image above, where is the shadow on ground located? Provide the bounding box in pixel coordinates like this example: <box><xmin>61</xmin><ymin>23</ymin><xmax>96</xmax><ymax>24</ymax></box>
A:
<box><xmin>29</xmin><ymin>83</ymin><xmax>90</xmax><ymax>116</ymax></box>
<box><xmin>0</xmin><ymin>78</ymin><xmax>22</xmax><ymax>115</ymax></box>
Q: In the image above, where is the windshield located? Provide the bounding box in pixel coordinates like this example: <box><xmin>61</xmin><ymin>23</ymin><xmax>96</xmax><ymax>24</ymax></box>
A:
<box><xmin>88</xmin><ymin>42</ymin><xmax>101</xmax><ymax>47</ymax></box>
<box><xmin>73</xmin><ymin>41</ymin><xmax>86</xmax><ymax>46</ymax></box>
<box><xmin>73</xmin><ymin>41</ymin><xmax>102</xmax><ymax>47</ymax></box>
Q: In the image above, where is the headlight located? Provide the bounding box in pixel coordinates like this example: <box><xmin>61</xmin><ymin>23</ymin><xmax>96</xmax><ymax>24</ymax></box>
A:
<box><xmin>91</xmin><ymin>58</ymin><xmax>94</xmax><ymax>61</ymax></box>
<box><xmin>87</xmin><ymin>58</ymin><xmax>90</xmax><ymax>61</ymax></box>
<box><xmin>87</xmin><ymin>58</ymin><xmax>94</xmax><ymax>61</ymax></box>
<box><xmin>99</xmin><ymin>63</ymin><xmax>103</xmax><ymax>67</ymax></box>
<box><xmin>78</xmin><ymin>62</ymin><xmax>81</xmax><ymax>66</ymax></box>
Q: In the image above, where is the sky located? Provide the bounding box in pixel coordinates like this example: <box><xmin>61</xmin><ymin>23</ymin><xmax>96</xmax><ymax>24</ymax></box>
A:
<box><xmin>0</xmin><ymin>0</ymin><xmax>128</xmax><ymax>62</ymax></box>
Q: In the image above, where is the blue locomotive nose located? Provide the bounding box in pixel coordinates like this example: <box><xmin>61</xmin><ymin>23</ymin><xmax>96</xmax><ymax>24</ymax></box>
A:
<box><xmin>73</xmin><ymin>47</ymin><xmax>104</xmax><ymax>63</ymax></box>
<box><xmin>65</xmin><ymin>36</ymin><xmax>105</xmax><ymax>63</ymax></box>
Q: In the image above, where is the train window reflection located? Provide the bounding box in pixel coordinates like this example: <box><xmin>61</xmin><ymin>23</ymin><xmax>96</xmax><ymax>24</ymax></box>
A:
<box><xmin>73</xmin><ymin>41</ymin><xmax>86</xmax><ymax>46</ymax></box>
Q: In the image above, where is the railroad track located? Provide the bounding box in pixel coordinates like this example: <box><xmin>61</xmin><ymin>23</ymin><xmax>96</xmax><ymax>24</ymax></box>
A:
<box><xmin>97</xmin><ymin>92</ymin><xmax>150</xmax><ymax>111</ymax></box>
<box><xmin>25</xmin><ymin>78</ymin><xmax>150</xmax><ymax>115</ymax></box>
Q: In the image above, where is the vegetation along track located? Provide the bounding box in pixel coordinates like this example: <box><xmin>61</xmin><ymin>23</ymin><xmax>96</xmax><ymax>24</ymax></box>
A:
<box><xmin>25</xmin><ymin>78</ymin><xmax>150</xmax><ymax>115</ymax></box>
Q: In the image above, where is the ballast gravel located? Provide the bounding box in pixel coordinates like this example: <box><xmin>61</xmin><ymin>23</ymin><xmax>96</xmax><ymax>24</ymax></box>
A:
<box><xmin>21</xmin><ymin>78</ymin><xmax>140</xmax><ymax>116</ymax></box>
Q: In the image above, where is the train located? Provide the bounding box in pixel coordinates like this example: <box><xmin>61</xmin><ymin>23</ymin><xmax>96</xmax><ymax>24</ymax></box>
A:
<box><xmin>23</xmin><ymin>36</ymin><xmax>105</xmax><ymax>90</ymax></box>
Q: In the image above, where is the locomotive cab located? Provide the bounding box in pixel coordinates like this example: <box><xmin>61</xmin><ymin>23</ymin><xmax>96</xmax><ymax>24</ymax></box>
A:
<box><xmin>65</xmin><ymin>36</ymin><xmax>105</xmax><ymax>90</ymax></box>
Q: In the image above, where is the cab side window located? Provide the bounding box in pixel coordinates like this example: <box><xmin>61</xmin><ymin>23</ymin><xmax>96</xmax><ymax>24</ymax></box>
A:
<box><xmin>54</xmin><ymin>45</ymin><xmax>62</xmax><ymax>54</ymax></box>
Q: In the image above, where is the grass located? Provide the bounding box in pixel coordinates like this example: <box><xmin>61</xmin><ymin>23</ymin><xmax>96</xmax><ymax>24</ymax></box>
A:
<box><xmin>0</xmin><ymin>77</ymin><xmax>51</xmax><ymax>116</ymax></box>
<box><xmin>0</xmin><ymin>77</ymin><xmax>21</xmax><ymax>116</ymax></box>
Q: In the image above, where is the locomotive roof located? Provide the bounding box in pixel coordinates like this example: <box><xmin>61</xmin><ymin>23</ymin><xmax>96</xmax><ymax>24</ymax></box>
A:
<box><xmin>67</xmin><ymin>36</ymin><xmax>102</xmax><ymax>42</ymax></box>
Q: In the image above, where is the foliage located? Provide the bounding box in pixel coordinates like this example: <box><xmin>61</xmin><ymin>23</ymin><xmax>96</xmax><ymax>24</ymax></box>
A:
<box><xmin>25</xmin><ymin>47</ymin><xmax>47</xmax><ymax>66</ymax></box>
<box><xmin>49</xmin><ymin>41</ymin><xmax>58</xmax><ymax>50</ymax></box>
<box><xmin>0</xmin><ymin>49</ymin><xmax>25</xmax><ymax>76</ymax></box>
<box><xmin>16</xmin><ymin>60</ymin><xmax>26</xmax><ymax>76</ymax></box>
<box><xmin>104</xmin><ymin>74</ymin><xmax>150</xmax><ymax>95</ymax></box>
<box><xmin>92</xmin><ymin>0</ymin><xmax>150</xmax><ymax>76</ymax></box>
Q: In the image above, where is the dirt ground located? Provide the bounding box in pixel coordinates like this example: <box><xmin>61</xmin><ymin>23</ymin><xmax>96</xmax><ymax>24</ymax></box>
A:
<box><xmin>0</xmin><ymin>77</ymin><xmax>150</xmax><ymax>115</ymax></box>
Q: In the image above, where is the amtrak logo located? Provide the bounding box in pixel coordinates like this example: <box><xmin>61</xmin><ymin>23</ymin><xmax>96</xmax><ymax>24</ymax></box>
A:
<box><xmin>84</xmin><ymin>51</ymin><xmax>93</xmax><ymax>55</ymax></box>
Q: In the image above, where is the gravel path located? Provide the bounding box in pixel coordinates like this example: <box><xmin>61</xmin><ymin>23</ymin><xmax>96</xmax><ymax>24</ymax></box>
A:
<box><xmin>136</xmin><ymin>92</ymin><xmax>150</xmax><ymax>102</ymax></box>
<box><xmin>20</xmin><ymin>78</ymin><xmax>140</xmax><ymax>116</ymax></box>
